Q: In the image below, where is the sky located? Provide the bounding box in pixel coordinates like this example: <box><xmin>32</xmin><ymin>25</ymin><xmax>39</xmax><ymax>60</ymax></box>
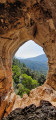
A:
<box><xmin>15</xmin><ymin>40</ymin><xmax>45</xmax><ymax>58</ymax></box>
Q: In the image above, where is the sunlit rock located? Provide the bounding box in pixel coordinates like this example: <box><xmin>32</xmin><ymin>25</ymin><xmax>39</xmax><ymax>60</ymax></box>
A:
<box><xmin>0</xmin><ymin>0</ymin><xmax>56</xmax><ymax>119</ymax></box>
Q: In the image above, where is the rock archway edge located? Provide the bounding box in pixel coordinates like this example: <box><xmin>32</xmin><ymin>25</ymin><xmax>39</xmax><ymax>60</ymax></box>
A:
<box><xmin>0</xmin><ymin>0</ymin><xmax>56</xmax><ymax>119</ymax></box>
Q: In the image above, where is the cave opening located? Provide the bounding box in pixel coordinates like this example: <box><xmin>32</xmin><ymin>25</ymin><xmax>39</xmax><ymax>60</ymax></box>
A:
<box><xmin>0</xmin><ymin>0</ymin><xmax>56</xmax><ymax>119</ymax></box>
<box><xmin>12</xmin><ymin>40</ymin><xmax>48</xmax><ymax>97</ymax></box>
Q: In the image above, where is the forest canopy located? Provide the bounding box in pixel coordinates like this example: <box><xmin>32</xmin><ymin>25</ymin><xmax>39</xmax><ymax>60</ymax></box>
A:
<box><xmin>12</xmin><ymin>58</ymin><xmax>46</xmax><ymax>97</ymax></box>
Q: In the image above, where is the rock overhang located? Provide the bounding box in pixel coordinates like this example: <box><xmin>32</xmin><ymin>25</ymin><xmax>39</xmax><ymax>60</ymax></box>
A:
<box><xmin>0</xmin><ymin>0</ymin><xmax>56</xmax><ymax>120</ymax></box>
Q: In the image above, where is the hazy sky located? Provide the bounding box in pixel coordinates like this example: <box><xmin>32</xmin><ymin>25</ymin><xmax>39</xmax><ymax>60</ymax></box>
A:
<box><xmin>15</xmin><ymin>40</ymin><xmax>45</xmax><ymax>58</ymax></box>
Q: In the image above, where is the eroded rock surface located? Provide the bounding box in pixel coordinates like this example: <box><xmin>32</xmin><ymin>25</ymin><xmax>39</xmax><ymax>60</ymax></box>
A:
<box><xmin>0</xmin><ymin>0</ymin><xmax>56</xmax><ymax>119</ymax></box>
<box><xmin>2</xmin><ymin>100</ymin><xmax>56</xmax><ymax>120</ymax></box>
<box><xmin>12</xmin><ymin>84</ymin><xmax>56</xmax><ymax>110</ymax></box>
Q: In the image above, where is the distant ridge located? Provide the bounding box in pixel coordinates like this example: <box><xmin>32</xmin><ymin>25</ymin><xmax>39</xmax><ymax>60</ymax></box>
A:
<box><xmin>17</xmin><ymin>54</ymin><xmax>48</xmax><ymax>75</ymax></box>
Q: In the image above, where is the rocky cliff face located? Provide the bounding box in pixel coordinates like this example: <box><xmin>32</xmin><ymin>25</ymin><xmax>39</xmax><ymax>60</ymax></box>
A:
<box><xmin>0</xmin><ymin>0</ymin><xmax>56</xmax><ymax>119</ymax></box>
<box><xmin>2</xmin><ymin>100</ymin><xmax>56</xmax><ymax>120</ymax></box>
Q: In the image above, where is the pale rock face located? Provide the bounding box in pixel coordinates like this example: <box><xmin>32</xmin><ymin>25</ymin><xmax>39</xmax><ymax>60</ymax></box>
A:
<box><xmin>0</xmin><ymin>0</ymin><xmax>56</xmax><ymax>119</ymax></box>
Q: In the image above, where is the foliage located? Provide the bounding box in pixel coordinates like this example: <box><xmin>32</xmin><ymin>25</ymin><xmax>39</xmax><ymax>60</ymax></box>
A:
<box><xmin>22</xmin><ymin>74</ymin><xmax>39</xmax><ymax>90</ymax></box>
<box><xmin>12</xmin><ymin>65</ymin><xmax>21</xmax><ymax>83</ymax></box>
<box><xmin>38</xmin><ymin>74</ymin><xmax>46</xmax><ymax>85</ymax></box>
<box><xmin>12</xmin><ymin>57</ymin><xmax>46</xmax><ymax>97</ymax></box>
<box><xmin>16</xmin><ymin>83</ymin><xmax>30</xmax><ymax>97</ymax></box>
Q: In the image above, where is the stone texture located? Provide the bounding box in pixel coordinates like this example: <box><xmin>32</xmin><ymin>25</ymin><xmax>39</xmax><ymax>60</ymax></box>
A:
<box><xmin>0</xmin><ymin>0</ymin><xmax>56</xmax><ymax>119</ymax></box>
<box><xmin>12</xmin><ymin>84</ymin><xmax>56</xmax><ymax>111</ymax></box>
<box><xmin>2</xmin><ymin>100</ymin><xmax>56</xmax><ymax>120</ymax></box>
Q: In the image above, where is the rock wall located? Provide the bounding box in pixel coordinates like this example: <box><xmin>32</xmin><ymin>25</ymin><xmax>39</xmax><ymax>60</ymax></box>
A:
<box><xmin>2</xmin><ymin>100</ymin><xmax>56</xmax><ymax>120</ymax></box>
<box><xmin>0</xmin><ymin>0</ymin><xmax>56</xmax><ymax>119</ymax></box>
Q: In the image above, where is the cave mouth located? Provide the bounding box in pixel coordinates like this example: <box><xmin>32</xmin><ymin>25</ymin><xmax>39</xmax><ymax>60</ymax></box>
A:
<box><xmin>12</xmin><ymin>40</ymin><xmax>48</xmax><ymax>98</ymax></box>
<box><xmin>0</xmin><ymin>0</ymin><xmax>56</xmax><ymax>119</ymax></box>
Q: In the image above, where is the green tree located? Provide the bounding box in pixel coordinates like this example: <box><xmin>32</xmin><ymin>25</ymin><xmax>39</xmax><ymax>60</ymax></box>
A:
<box><xmin>17</xmin><ymin>83</ymin><xmax>30</xmax><ymax>97</ymax></box>
<box><xmin>22</xmin><ymin>74</ymin><xmax>39</xmax><ymax>90</ymax></box>
<box><xmin>12</xmin><ymin>57</ymin><xmax>21</xmax><ymax>67</ymax></box>
<box><xmin>22</xmin><ymin>74</ymin><xmax>32</xmax><ymax>90</ymax></box>
<box><xmin>12</xmin><ymin>65</ymin><xmax>21</xmax><ymax>83</ymax></box>
<box><xmin>31</xmin><ymin>79</ymin><xmax>39</xmax><ymax>89</ymax></box>
<box><xmin>38</xmin><ymin>74</ymin><xmax>46</xmax><ymax>85</ymax></box>
<box><xmin>12</xmin><ymin>57</ymin><xmax>46</xmax><ymax>97</ymax></box>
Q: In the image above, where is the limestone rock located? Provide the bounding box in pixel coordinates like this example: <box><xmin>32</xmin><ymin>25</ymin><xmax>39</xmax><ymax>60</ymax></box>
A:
<box><xmin>0</xmin><ymin>0</ymin><xmax>56</xmax><ymax>119</ymax></box>
<box><xmin>12</xmin><ymin>84</ymin><xmax>56</xmax><ymax>110</ymax></box>
<box><xmin>2</xmin><ymin>100</ymin><xmax>56</xmax><ymax>120</ymax></box>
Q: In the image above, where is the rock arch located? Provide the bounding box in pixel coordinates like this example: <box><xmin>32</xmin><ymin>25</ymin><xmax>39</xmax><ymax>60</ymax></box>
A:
<box><xmin>0</xmin><ymin>0</ymin><xmax>56</xmax><ymax>119</ymax></box>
